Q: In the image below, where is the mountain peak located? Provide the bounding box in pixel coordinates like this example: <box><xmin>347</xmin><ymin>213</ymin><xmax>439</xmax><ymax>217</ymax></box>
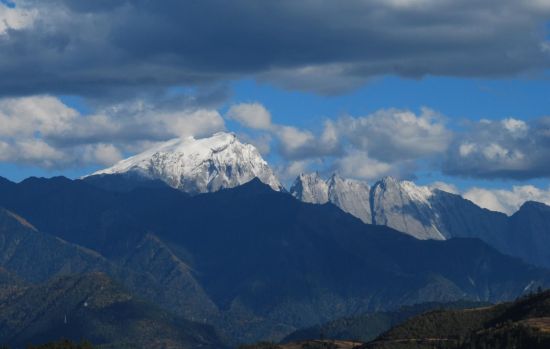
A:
<box><xmin>290</xmin><ymin>172</ymin><xmax>372</xmax><ymax>223</ymax></box>
<box><xmin>290</xmin><ymin>172</ymin><xmax>329</xmax><ymax>204</ymax></box>
<box><xmin>293</xmin><ymin>173</ymin><xmax>448</xmax><ymax>239</ymax></box>
<box><xmin>376</xmin><ymin>176</ymin><xmax>399</xmax><ymax>187</ymax></box>
<box><xmin>518</xmin><ymin>200</ymin><xmax>550</xmax><ymax>212</ymax></box>
<box><xmin>327</xmin><ymin>172</ymin><xmax>344</xmax><ymax>184</ymax></box>
<box><xmin>89</xmin><ymin>132</ymin><xmax>282</xmax><ymax>194</ymax></box>
<box><xmin>373</xmin><ymin>177</ymin><xmax>433</xmax><ymax>205</ymax></box>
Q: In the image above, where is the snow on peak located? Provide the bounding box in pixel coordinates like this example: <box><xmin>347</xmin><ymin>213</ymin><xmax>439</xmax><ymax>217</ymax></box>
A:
<box><xmin>399</xmin><ymin>181</ymin><xmax>434</xmax><ymax>205</ymax></box>
<box><xmin>373</xmin><ymin>177</ymin><xmax>434</xmax><ymax>206</ymax></box>
<box><xmin>326</xmin><ymin>174</ymin><xmax>372</xmax><ymax>224</ymax></box>
<box><xmin>292</xmin><ymin>173</ymin><xmax>451</xmax><ymax>239</ymax></box>
<box><xmin>290</xmin><ymin>172</ymin><xmax>329</xmax><ymax>204</ymax></box>
<box><xmin>291</xmin><ymin>172</ymin><xmax>372</xmax><ymax>223</ymax></box>
<box><xmin>90</xmin><ymin>132</ymin><xmax>282</xmax><ymax>194</ymax></box>
<box><xmin>371</xmin><ymin>178</ymin><xmax>444</xmax><ymax>239</ymax></box>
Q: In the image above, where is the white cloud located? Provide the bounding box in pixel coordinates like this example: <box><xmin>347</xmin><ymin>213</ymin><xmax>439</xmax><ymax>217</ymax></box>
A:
<box><xmin>502</xmin><ymin>118</ymin><xmax>528</xmax><ymax>137</ymax></box>
<box><xmin>0</xmin><ymin>95</ymin><xmax>225</xmax><ymax>169</ymax></box>
<box><xmin>463</xmin><ymin>188</ymin><xmax>509</xmax><ymax>214</ymax></box>
<box><xmin>166</xmin><ymin>109</ymin><xmax>225</xmax><ymax>139</ymax></box>
<box><xmin>336</xmin><ymin>108</ymin><xmax>451</xmax><ymax>162</ymax></box>
<box><xmin>335</xmin><ymin>151</ymin><xmax>393</xmax><ymax>181</ymax></box>
<box><xmin>226</xmin><ymin>103</ymin><xmax>272</xmax><ymax>130</ymax></box>
<box><xmin>464</xmin><ymin>185</ymin><xmax>550</xmax><ymax>215</ymax></box>
<box><xmin>272</xmin><ymin>121</ymin><xmax>342</xmax><ymax>160</ymax></box>
<box><xmin>83</xmin><ymin>143</ymin><xmax>123</xmax><ymax>166</ymax></box>
<box><xmin>237</xmin><ymin>132</ymin><xmax>272</xmax><ymax>156</ymax></box>
<box><xmin>0</xmin><ymin>96</ymin><xmax>77</xmax><ymax>137</ymax></box>
<box><xmin>275</xmin><ymin>159</ymin><xmax>320</xmax><ymax>182</ymax></box>
<box><xmin>274</xmin><ymin>126</ymin><xmax>315</xmax><ymax>155</ymax></box>
<box><xmin>481</xmin><ymin>143</ymin><xmax>509</xmax><ymax>160</ymax></box>
<box><xmin>429</xmin><ymin>181</ymin><xmax>459</xmax><ymax>194</ymax></box>
<box><xmin>459</xmin><ymin>142</ymin><xmax>476</xmax><ymax>157</ymax></box>
<box><xmin>0</xmin><ymin>3</ymin><xmax>37</xmax><ymax>35</ymax></box>
<box><xmin>228</xmin><ymin>103</ymin><xmax>448</xmax><ymax>179</ymax></box>
<box><xmin>228</xmin><ymin>102</ymin><xmax>341</xmax><ymax>160</ymax></box>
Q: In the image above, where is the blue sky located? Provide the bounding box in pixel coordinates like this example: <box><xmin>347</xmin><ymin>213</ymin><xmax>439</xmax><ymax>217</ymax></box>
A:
<box><xmin>1</xmin><ymin>0</ymin><xmax>550</xmax><ymax>212</ymax></box>
<box><xmin>226</xmin><ymin>76</ymin><xmax>550</xmax><ymax>189</ymax></box>
<box><xmin>231</xmin><ymin>76</ymin><xmax>550</xmax><ymax>126</ymax></box>
<box><xmin>3</xmin><ymin>75</ymin><xmax>549</xmax><ymax>190</ymax></box>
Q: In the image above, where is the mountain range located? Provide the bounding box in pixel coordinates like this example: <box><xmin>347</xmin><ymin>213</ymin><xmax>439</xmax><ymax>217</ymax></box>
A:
<box><xmin>290</xmin><ymin>172</ymin><xmax>550</xmax><ymax>269</ymax></box>
<box><xmin>0</xmin><ymin>175</ymin><xmax>548</xmax><ymax>345</ymax></box>
<box><xmin>0</xmin><ymin>132</ymin><xmax>549</xmax><ymax>347</ymax></box>
<box><xmin>89</xmin><ymin>133</ymin><xmax>550</xmax><ymax>268</ymax></box>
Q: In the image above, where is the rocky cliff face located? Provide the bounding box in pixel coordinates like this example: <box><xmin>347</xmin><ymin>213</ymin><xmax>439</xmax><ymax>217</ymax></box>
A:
<box><xmin>289</xmin><ymin>173</ymin><xmax>329</xmax><ymax>204</ymax></box>
<box><xmin>327</xmin><ymin>175</ymin><xmax>372</xmax><ymax>224</ymax></box>
<box><xmin>370</xmin><ymin>177</ymin><xmax>444</xmax><ymax>240</ymax></box>
<box><xmin>291</xmin><ymin>174</ymin><xmax>443</xmax><ymax>238</ymax></box>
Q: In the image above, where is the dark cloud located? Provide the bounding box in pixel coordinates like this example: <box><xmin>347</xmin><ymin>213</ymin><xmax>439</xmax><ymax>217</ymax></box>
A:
<box><xmin>0</xmin><ymin>0</ymin><xmax>548</xmax><ymax>97</ymax></box>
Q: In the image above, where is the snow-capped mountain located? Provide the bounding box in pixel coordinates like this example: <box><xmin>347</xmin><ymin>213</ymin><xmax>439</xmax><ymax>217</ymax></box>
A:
<box><xmin>290</xmin><ymin>173</ymin><xmax>372</xmax><ymax>223</ymax></box>
<box><xmin>327</xmin><ymin>174</ymin><xmax>373</xmax><ymax>224</ymax></box>
<box><xmin>370</xmin><ymin>177</ymin><xmax>445</xmax><ymax>239</ymax></box>
<box><xmin>289</xmin><ymin>173</ymin><xmax>329</xmax><ymax>204</ymax></box>
<box><xmin>291</xmin><ymin>173</ymin><xmax>463</xmax><ymax>240</ymax></box>
<box><xmin>90</xmin><ymin>132</ymin><xmax>283</xmax><ymax>194</ymax></box>
<box><xmin>292</xmin><ymin>172</ymin><xmax>542</xmax><ymax>245</ymax></box>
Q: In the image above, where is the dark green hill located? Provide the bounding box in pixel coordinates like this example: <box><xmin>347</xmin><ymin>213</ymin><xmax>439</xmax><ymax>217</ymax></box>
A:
<box><xmin>0</xmin><ymin>208</ymin><xmax>114</xmax><ymax>283</ymax></box>
<box><xmin>363</xmin><ymin>289</ymin><xmax>550</xmax><ymax>349</ymax></box>
<box><xmin>0</xmin><ymin>176</ymin><xmax>549</xmax><ymax>343</ymax></box>
<box><xmin>0</xmin><ymin>272</ymin><xmax>226</xmax><ymax>349</ymax></box>
<box><xmin>283</xmin><ymin>301</ymin><xmax>489</xmax><ymax>343</ymax></box>
<box><xmin>0</xmin><ymin>207</ymin><xmax>218</xmax><ymax>326</ymax></box>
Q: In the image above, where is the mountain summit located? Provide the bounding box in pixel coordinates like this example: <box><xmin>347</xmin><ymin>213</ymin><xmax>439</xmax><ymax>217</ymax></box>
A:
<box><xmin>90</xmin><ymin>132</ymin><xmax>282</xmax><ymax>194</ymax></box>
<box><xmin>291</xmin><ymin>173</ymin><xmax>484</xmax><ymax>240</ymax></box>
<box><xmin>290</xmin><ymin>172</ymin><xmax>550</xmax><ymax>269</ymax></box>
<box><xmin>290</xmin><ymin>173</ymin><xmax>372</xmax><ymax>224</ymax></box>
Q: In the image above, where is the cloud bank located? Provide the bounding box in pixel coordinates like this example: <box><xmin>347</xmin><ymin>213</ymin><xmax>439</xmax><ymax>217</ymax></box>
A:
<box><xmin>0</xmin><ymin>0</ymin><xmax>548</xmax><ymax>96</ymax></box>
<box><xmin>464</xmin><ymin>185</ymin><xmax>550</xmax><ymax>215</ymax></box>
<box><xmin>0</xmin><ymin>95</ymin><xmax>224</xmax><ymax>168</ymax></box>
<box><xmin>443</xmin><ymin>118</ymin><xmax>550</xmax><ymax>179</ymax></box>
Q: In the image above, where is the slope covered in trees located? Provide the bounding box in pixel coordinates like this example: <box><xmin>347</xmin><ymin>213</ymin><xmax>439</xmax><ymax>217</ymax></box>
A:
<box><xmin>363</xmin><ymin>289</ymin><xmax>550</xmax><ymax>349</ymax></box>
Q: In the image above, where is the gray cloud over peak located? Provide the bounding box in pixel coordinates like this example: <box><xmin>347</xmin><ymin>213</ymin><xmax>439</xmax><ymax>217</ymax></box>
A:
<box><xmin>0</xmin><ymin>0</ymin><xmax>548</xmax><ymax>97</ymax></box>
<box><xmin>443</xmin><ymin>117</ymin><xmax>550</xmax><ymax>179</ymax></box>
